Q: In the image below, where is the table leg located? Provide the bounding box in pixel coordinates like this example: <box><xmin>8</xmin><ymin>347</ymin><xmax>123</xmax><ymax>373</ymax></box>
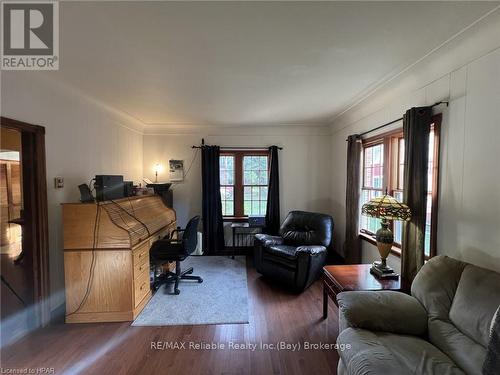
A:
<box><xmin>323</xmin><ymin>282</ymin><xmax>328</xmax><ymax>319</ymax></box>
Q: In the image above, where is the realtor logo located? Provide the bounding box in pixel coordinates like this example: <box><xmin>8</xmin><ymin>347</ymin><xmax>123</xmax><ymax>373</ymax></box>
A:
<box><xmin>1</xmin><ymin>1</ymin><xmax>59</xmax><ymax>70</ymax></box>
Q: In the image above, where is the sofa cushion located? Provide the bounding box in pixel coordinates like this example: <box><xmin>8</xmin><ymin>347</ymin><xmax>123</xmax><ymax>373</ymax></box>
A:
<box><xmin>337</xmin><ymin>291</ymin><xmax>428</xmax><ymax>336</ymax></box>
<box><xmin>265</xmin><ymin>245</ymin><xmax>297</xmax><ymax>260</ymax></box>
<box><xmin>262</xmin><ymin>245</ymin><xmax>298</xmax><ymax>269</ymax></box>
<box><xmin>337</xmin><ymin>328</ymin><xmax>465</xmax><ymax>375</ymax></box>
<box><xmin>428</xmin><ymin>318</ymin><xmax>486</xmax><ymax>375</ymax></box>
<box><xmin>449</xmin><ymin>264</ymin><xmax>500</xmax><ymax>348</ymax></box>
<box><xmin>411</xmin><ymin>255</ymin><xmax>466</xmax><ymax>320</ymax></box>
<box><xmin>254</xmin><ymin>234</ymin><xmax>284</xmax><ymax>246</ymax></box>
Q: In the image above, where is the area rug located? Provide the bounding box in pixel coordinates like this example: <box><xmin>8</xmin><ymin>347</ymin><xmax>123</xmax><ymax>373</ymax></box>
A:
<box><xmin>132</xmin><ymin>256</ymin><xmax>249</xmax><ymax>326</ymax></box>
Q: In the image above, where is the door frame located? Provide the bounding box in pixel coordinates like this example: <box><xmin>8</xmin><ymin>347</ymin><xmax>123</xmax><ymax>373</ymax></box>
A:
<box><xmin>1</xmin><ymin>116</ymin><xmax>50</xmax><ymax>327</ymax></box>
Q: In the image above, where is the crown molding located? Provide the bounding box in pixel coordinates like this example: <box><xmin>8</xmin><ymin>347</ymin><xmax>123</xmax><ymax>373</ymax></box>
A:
<box><xmin>143</xmin><ymin>122</ymin><xmax>332</xmax><ymax>136</ymax></box>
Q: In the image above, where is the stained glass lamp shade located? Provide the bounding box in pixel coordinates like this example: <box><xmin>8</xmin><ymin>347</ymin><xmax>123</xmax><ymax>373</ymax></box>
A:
<box><xmin>361</xmin><ymin>194</ymin><xmax>411</xmax><ymax>278</ymax></box>
<box><xmin>361</xmin><ymin>194</ymin><xmax>411</xmax><ymax>221</ymax></box>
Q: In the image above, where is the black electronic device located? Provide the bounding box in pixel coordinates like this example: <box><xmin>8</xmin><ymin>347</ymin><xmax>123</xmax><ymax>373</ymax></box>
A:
<box><xmin>248</xmin><ymin>216</ymin><xmax>265</xmax><ymax>227</ymax></box>
<box><xmin>123</xmin><ymin>181</ymin><xmax>134</xmax><ymax>197</ymax></box>
<box><xmin>94</xmin><ymin>175</ymin><xmax>124</xmax><ymax>201</ymax></box>
<box><xmin>145</xmin><ymin>182</ymin><xmax>173</xmax><ymax>207</ymax></box>
<box><xmin>78</xmin><ymin>184</ymin><xmax>95</xmax><ymax>203</ymax></box>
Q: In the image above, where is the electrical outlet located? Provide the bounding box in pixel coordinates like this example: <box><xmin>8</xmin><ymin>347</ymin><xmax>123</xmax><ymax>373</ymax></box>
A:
<box><xmin>54</xmin><ymin>176</ymin><xmax>64</xmax><ymax>189</ymax></box>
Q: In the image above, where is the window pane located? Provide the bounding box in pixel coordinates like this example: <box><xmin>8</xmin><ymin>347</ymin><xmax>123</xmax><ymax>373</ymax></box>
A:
<box><xmin>393</xmin><ymin>190</ymin><xmax>404</xmax><ymax>244</ymax></box>
<box><xmin>252</xmin><ymin>201</ymin><xmax>260</xmax><ymax>215</ymax></box>
<box><xmin>363</xmin><ymin>144</ymin><xmax>383</xmax><ymax>189</ymax></box>
<box><xmin>373</xmin><ymin>165</ymin><xmax>383</xmax><ymax>189</ymax></box>
<box><xmin>252</xmin><ymin>186</ymin><xmax>259</xmax><ymax>200</ymax></box>
<box><xmin>244</xmin><ymin>156</ymin><xmax>252</xmax><ymax>170</ymax></box>
<box><xmin>220</xmin><ymin>170</ymin><xmax>227</xmax><ymax>185</ymax></box>
<box><xmin>260</xmin><ymin>186</ymin><xmax>268</xmax><ymax>200</ymax></box>
<box><xmin>220</xmin><ymin>185</ymin><xmax>234</xmax><ymax>216</ymax></box>
<box><xmin>373</xmin><ymin>144</ymin><xmax>382</xmax><ymax>165</ymax></box>
<box><xmin>244</xmin><ymin>186</ymin><xmax>251</xmax><ymax>200</ymax></box>
<box><xmin>226</xmin><ymin>201</ymin><xmax>234</xmax><ymax>216</ymax></box>
<box><xmin>241</xmin><ymin>154</ymin><xmax>269</xmax><ymax>216</ymax></box>
<box><xmin>424</xmin><ymin>193</ymin><xmax>432</xmax><ymax>257</ymax></box>
<box><xmin>399</xmin><ymin>139</ymin><xmax>405</xmax><ymax>164</ymax></box>
<box><xmin>360</xmin><ymin>189</ymin><xmax>382</xmax><ymax>234</ymax></box>
<box><xmin>219</xmin><ymin>156</ymin><xmax>234</xmax><ymax>187</ymax></box>
<box><xmin>226</xmin><ymin>186</ymin><xmax>234</xmax><ymax>200</ymax></box>
<box><xmin>259</xmin><ymin>156</ymin><xmax>267</xmax><ymax>169</ymax></box>
<box><xmin>260</xmin><ymin>200</ymin><xmax>267</xmax><ymax>215</ymax></box>
<box><xmin>258</xmin><ymin>171</ymin><xmax>268</xmax><ymax>185</ymax></box>
<box><xmin>365</xmin><ymin>147</ymin><xmax>373</xmax><ymax>167</ymax></box>
<box><xmin>364</xmin><ymin>167</ymin><xmax>372</xmax><ymax>187</ymax></box>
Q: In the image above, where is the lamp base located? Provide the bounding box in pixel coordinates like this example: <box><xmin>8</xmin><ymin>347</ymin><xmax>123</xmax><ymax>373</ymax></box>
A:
<box><xmin>370</xmin><ymin>261</ymin><xmax>399</xmax><ymax>279</ymax></box>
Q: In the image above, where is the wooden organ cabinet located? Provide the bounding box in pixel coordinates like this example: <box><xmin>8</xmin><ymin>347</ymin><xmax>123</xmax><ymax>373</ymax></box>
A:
<box><xmin>62</xmin><ymin>195</ymin><xmax>176</xmax><ymax>323</ymax></box>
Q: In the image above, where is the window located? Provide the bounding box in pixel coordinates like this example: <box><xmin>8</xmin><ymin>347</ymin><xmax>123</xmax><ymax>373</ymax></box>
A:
<box><xmin>219</xmin><ymin>151</ymin><xmax>269</xmax><ymax>217</ymax></box>
<box><xmin>360</xmin><ymin>115</ymin><xmax>441</xmax><ymax>258</ymax></box>
<box><xmin>220</xmin><ymin>155</ymin><xmax>235</xmax><ymax>216</ymax></box>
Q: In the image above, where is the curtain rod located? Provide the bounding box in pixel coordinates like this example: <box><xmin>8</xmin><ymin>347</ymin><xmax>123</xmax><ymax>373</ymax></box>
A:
<box><xmin>345</xmin><ymin>101</ymin><xmax>448</xmax><ymax>141</ymax></box>
<box><xmin>191</xmin><ymin>139</ymin><xmax>283</xmax><ymax>150</ymax></box>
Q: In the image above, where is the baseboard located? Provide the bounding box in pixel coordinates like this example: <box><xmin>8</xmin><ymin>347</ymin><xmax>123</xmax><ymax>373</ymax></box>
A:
<box><xmin>50</xmin><ymin>303</ymin><xmax>66</xmax><ymax>324</ymax></box>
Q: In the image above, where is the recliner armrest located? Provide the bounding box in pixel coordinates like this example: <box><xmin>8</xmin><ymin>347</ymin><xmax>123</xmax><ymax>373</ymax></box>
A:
<box><xmin>254</xmin><ymin>234</ymin><xmax>284</xmax><ymax>246</ymax></box>
<box><xmin>296</xmin><ymin>245</ymin><xmax>326</xmax><ymax>255</ymax></box>
<box><xmin>337</xmin><ymin>291</ymin><xmax>428</xmax><ymax>336</ymax></box>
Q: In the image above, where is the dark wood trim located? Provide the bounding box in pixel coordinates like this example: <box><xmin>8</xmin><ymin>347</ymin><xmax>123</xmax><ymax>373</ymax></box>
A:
<box><xmin>361</xmin><ymin>128</ymin><xmax>403</xmax><ymax>146</ymax></box>
<box><xmin>235</xmin><ymin>153</ymin><xmax>243</xmax><ymax>217</ymax></box>
<box><xmin>1</xmin><ymin>117</ymin><xmax>45</xmax><ymax>134</ymax></box>
<box><xmin>1</xmin><ymin>116</ymin><xmax>50</xmax><ymax>327</ymax></box>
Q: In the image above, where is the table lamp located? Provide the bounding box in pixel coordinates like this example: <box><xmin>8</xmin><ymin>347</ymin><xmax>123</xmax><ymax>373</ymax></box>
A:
<box><xmin>361</xmin><ymin>193</ymin><xmax>411</xmax><ymax>278</ymax></box>
<box><xmin>153</xmin><ymin>163</ymin><xmax>163</xmax><ymax>183</ymax></box>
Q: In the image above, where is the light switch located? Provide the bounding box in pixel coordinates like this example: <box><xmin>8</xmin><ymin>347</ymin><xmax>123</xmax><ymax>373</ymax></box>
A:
<box><xmin>54</xmin><ymin>176</ymin><xmax>64</xmax><ymax>189</ymax></box>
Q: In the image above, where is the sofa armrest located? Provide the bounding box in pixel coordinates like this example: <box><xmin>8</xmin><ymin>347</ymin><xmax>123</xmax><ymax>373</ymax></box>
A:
<box><xmin>254</xmin><ymin>234</ymin><xmax>284</xmax><ymax>246</ymax></box>
<box><xmin>296</xmin><ymin>245</ymin><xmax>327</xmax><ymax>256</ymax></box>
<box><xmin>337</xmin><ymin>291</ymin><xmax>428</xmax><ymax>336</ymax></box>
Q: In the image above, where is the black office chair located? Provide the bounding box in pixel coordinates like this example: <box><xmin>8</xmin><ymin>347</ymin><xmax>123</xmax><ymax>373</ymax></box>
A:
<box><xmin>150</xmin><ymin>215</ymin><xmax>203</xmax><ymax>295</ymax></box>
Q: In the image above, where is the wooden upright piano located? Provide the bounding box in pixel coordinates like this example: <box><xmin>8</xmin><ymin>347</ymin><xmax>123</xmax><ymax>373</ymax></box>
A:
<box><xmin>62</xmin><ymin>195</ymin><xmax>176</xmax><ymax>323</ymax></box>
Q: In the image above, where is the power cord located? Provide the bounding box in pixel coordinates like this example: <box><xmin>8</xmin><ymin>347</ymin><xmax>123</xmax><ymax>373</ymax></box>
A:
<box><xmin>0</xmin><ymin>274</ymin><xmax>26</xmax><ymax>306</ymax></box>
<box><xmin>110</xmin><ymin>198</ymin><xmax>150</xmax><ymax>238</ymax></box>
<box><xmin>66</xmin><ymin>203</ymin><xmax>101</xmax><ymax>316</ymax></box>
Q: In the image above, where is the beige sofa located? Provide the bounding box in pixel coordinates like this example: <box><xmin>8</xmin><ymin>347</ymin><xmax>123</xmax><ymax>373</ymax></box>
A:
<box><xmin>336</xmin><ymin>255</ymin><xmax>500</xmax><ymax>375</ymax></box>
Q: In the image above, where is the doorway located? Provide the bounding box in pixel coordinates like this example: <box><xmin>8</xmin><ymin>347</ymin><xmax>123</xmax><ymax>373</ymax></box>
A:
<box><xmin>0</xmin><ymin>117</ymin><xmax>49</xmax><ymax>347</ymax></box>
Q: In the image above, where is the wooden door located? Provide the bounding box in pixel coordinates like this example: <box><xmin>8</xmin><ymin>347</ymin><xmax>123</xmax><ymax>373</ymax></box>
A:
<box><xmin>0</xmin><ymin>118</ymin><xmax>49</xmax><ymax>347</ymax></box>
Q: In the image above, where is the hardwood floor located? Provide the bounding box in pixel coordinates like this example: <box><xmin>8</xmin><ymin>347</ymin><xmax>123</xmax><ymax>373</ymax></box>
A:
<box><xmin>0</xmin><ymin>257</ymin><xmax>340</xmax><ymax>375</ymax></box>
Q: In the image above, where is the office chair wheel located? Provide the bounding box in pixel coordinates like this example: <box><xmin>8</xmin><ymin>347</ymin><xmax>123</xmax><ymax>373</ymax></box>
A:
<box><xmin>174</xmin><ymin>288</ymin><xmax>180</xmax><ymax>295</ymax></box>
<box><xmin>198</xmin><ymin>278</ymin><xmax>203</xmax><ymax>283</ymax></box>
<box><xmin>186</xmin><ymin>269</ymin><xmax>193</xmax><ymax>275</ymax></box>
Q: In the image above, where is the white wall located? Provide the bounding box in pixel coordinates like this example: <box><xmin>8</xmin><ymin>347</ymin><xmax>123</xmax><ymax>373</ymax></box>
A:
<box><xmin>0</xmin><ymin>72</ymin><xmax>144</xmax><ymax>310</ymax></box>
<box><xmin>330</xmin><ymin>11</ymin><xmax>500</xmax><ymax>273</ymax></box>
<box><xmin>143</xmin><ymin>126</ymin><xmax>332</xmax><ymax>231</ymax></box>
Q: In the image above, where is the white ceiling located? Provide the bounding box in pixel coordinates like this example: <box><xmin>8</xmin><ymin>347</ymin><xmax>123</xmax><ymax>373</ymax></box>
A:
<box><xmin>46</xmin><ymin>1</ymin><xmax>498</xmax><ymax>126</ymax></box>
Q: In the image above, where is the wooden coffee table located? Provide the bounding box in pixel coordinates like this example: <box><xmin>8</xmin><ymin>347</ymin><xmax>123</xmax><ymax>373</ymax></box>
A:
<box><xmin>322</xmin><ymin>264</ymin><xmax>401</xmax><ymax>319</ymax></box>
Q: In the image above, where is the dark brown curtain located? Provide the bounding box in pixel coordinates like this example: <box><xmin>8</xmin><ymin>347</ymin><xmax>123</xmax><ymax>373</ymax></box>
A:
<box><xmin>201</xmin><ymin>146</ymin><xmax>225</xmax><ymax>255</ymax></box>
<box><xmin>401</xmin><ymin>107</ymin><xmax>432</xmax><ymax>290</ymax></box>
<box><xmin>343</xmin><ymin>135</ymin><xmax>362</xmax><ymax>263</ymax></box>
<box><xmin>265</xmin><ymin>146</ymin><xmax>280</xmax><ymax>235</ymax></box>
